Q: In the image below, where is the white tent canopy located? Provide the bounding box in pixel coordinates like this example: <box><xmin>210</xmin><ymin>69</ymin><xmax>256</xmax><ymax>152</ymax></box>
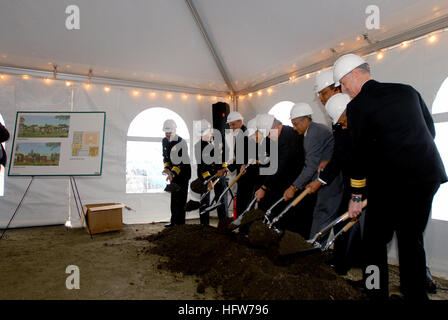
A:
<box><xmin>0</xmin><ymin>0</ymin><xmax>447</xmax><ymax>95</ymax></box>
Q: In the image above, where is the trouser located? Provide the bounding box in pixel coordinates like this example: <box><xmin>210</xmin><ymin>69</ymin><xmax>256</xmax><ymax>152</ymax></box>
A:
<box><xmin>199</xmin><ymin>178</ymin><xmax>228</xmax><ymax>225</ymax></box>
<box><xmin>328</xmin><ymin>181</ymin><xmax>365</xmax><ymax>272</ymax></box>
<box><xmin>309</xmin><ymin>172</ymin><xmax>344</xmax><ymax>243</ymax></box>
<box><xmin>362</xmin><ymin>182</ymin><xmax>440</xmax><ymax>300</ymax></box>
<box><xmin>236</xmin><ymin>174</ymin><xmax>256</xmax><ymax>217</ymax></box>
<box><xmin>170</xmin><ymin>178</ymin><xmax>189</xmax><ymax>225</ymax></box>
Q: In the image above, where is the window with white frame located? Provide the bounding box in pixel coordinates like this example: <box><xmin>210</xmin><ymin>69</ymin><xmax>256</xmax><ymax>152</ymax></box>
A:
<box><xmin>268</xmin><ymin>101</ymin><xmax>295</xmax><ymax>126</ymax></box>
<box><xmin>431</xmin><ymin>76</ymin><xmax>448</xmax><ymax>221</ymax></box>
<box><xmin>0</xmin><ymin>114</ymin><xmax>5</xmax><ymax>196</ymax></box>
<box><xmin>126</xmin><ymin>107</ymin><xmax>190</xmax><ymax>193</ymax></box>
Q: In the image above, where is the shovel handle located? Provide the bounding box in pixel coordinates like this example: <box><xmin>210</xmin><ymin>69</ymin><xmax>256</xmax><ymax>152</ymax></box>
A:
<box><xmin>208</xmin><ymin>177</ymin><xmax>221</xmax><ymax>190</ymax></box>
<box><xmin>324</xmin><ymin>218</ymin><xmax>360</xmax><ymax>251</ymax></box>
<box><xmin>291</xmin><ymin>188</ymin><xmax>310</xmax><ymax>206</ymax></box>
<box><xmin>343</xmin><ymin>218</ymin><xmax>359</xmax><ymax>232</ymax></box>
<box><xmin>228</xmin><ymin>169</ymin><xmax>246</xmax><ymax>189</ymax></box>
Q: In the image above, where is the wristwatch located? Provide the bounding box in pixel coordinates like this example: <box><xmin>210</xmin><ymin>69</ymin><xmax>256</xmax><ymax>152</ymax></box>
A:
<box><xmin>351</xmin><ymin>195</ymin><xmax>362</xmax><ymax>203</ymax></box>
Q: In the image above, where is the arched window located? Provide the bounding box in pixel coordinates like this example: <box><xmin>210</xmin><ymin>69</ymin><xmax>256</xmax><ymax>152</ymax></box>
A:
<box><xmin>0</xmin><ymin>114</ymin><xmax>5</xmax><ymax>196</ymax></box>
<box><xmin>126</xmin><ymin>107</ymin><xmax>190</xmax><ymax>193</ymax></box>
<box><xmin>431</xmin><ymin>77</ymin><xmax>448</xmax><ymax>221</ymax></box>
<box><xmin>268</xmin><ymin>101</ymin><xmax>295</xmax><ymax>126</ymax></box>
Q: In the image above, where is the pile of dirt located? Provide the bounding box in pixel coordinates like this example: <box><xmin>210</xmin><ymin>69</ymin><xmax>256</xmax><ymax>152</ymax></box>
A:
<box><xmin>141</xmin><ymin>224</ymin><xmax>365</xmax><ymax>300</ymax></box>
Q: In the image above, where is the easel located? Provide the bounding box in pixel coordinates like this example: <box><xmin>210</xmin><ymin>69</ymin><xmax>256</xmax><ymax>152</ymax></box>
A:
<box><xmin>0</xmin><ymin>176</ymin><xmax>93</xmax><ymax>240</ymax></box>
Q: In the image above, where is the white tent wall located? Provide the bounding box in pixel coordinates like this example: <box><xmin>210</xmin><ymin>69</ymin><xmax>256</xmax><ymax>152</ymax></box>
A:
<box><xmin>0</xmin><ymin>75</ymin><xmax>227</xmax><ymax>228</ymax></box>
<box><xmin>237</xmin><ymin>32</ymin><xmax>448</xmax><ymax>278</ymax></box>
<box><xmin>0</xmin><ymin>77</ymin><xmax>71</xmax><ymax>228</ymax></box>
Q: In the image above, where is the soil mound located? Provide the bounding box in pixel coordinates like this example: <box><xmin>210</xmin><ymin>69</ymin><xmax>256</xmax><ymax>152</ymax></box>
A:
<box><xmin>142</xmin><ymin>224</ymin><xmax>364</xmax><ymax>300</ymax></box>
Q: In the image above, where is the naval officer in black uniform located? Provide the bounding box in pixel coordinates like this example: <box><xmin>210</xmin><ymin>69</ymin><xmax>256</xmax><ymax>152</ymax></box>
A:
<box><xmin>334</xmin><ymin>53</ymin><xmax>447</xmax><ymax>300</ymax></box>
<box><xmin>194</xmin><ymin>119</ymin><xmax>228</xmax><ymax>225</ymax></box>
<box><xmin>162</xmin><ymin>119</ymin><xmax>191</xmax><ymax>227</ymax></box>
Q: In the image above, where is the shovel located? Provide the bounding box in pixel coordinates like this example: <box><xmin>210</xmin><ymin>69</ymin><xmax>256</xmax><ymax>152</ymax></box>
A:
<box><xmin>290</xmin><ymin>218</ymin><xmax>360</xmax><ymax>257</ymax></box>
<box><xmin>234</xmin><ymin>196</ymin><xmax>286</xmax><ymax>231</ymax></box>
<box><xmin>190</xmin><ymin>172</ymin><xmax>220</xmax><ymax>194</ymax></box>
<box><xmin>285</xmin><ymin>199</ymin><xmax>367</xmax><ymax>256</ymax></box>
<box><xmin>201</xmin><ymin>166</ymin><xmax>249</xmax><ymax>215</ymax></box>
<box><xmin>308</xmin><ymin>199</ymin><xmax>367</xmax><ymax>246</ymax></box>
<box><xmin>267</xmin><ymin>188</ymin><xmax>310</xmax><ymax>229</ymax></box>
<box><xmin>185</xmin><ymin>175</ymin><xmax>224</xmax><ymax>212</ymax></box>
<box><xmin>227</xmin><ymin>195</ymin><xmax>258</xmax><ymax>230</ymax></box>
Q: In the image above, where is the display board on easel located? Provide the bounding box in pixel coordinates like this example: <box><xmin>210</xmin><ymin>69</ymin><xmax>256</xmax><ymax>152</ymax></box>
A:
<box><xmin>8</xmin><ymin>111</ymin><xmax>106</xmax><ymax>176</ymax></box>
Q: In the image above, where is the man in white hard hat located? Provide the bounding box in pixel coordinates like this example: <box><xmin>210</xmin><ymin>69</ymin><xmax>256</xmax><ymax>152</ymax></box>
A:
<box><xmin>254</xmin><ymin>113</ymin><xmax>306</xmax><ymax>235</ymax></box>
<box><xmin>194</xmin><ymin>119</ymin><xmax>228</xmax><ymax>225</ymax></box>
<box><xmin>162</xmin><ymin>119</ymin><xmax>191</xmax><ymax>227</ymax></box>
<box><xmin>225</xmin><ymin>111</ymin><xmax>251</xmax><ymax>217</ymax></box>
<box><xmin>315</xmin><ymin>68</ymin><xmax>341</xmax><ymax>106</ymax></box>
<box><xmin>304</xmin><ymin>93</ymin><xmax>363</xmax><ymax>275</ymax></box>
<box><xmin>283</xmin><ymin>103</ymin><xmax>342</xmax><ymax>240</ymax></box>
<box><xmin>334</xmin><ymin>53</ymin><xmax>447</xmax><ymax>299</ymax></box>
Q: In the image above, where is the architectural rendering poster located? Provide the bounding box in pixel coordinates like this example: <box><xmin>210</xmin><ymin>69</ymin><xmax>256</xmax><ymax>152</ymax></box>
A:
<box><xmin>8</xmin><ymin>111</ymin><xmax>105</xmax><ymax>176</ymax></box>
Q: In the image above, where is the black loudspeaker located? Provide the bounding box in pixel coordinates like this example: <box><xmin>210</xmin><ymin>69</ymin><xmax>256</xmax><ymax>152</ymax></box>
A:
<box><xmin>212</xmin><ymin>102</ymin><xmax>230</xmax><ymax>137</ymax></box>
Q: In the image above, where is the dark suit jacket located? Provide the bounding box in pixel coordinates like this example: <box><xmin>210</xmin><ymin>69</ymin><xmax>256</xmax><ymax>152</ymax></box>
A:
<box><xmin>0</xmin><ymin>123</ymin><xmax>9</xmax><ymax>167</ymax></box>
<box><xmin>194</xmin><ymin>138</ymin><xmax>227</xmax><ymax>181</ymax></box>
<box><xmin>263</xmin><ymin>125</ymin><xmax>304</xmax><ymax>192</ymax></box>
<box><xmin>347</xmin><ymin>79</ymin><xmax>447</xmax><ymax>193</ymax></box>
<box><xmin>162</xmin><ymin>135</ymin><xmax>191</xmax><ymax>182</ymax></box>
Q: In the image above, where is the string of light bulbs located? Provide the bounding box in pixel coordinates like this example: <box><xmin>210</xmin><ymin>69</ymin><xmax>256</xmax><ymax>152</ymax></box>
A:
<box><xmin>0</xmin><ymin>27</ymin><xmax>447</xmax><ymax>103</ymax></box>
<box><xmin>239</xmin><ymin>27</ymin><xmax>448</xmax><ymax>100</ymax></box>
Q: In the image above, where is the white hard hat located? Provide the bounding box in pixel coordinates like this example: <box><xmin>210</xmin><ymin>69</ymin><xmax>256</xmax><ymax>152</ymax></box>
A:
<box><xmin>256</xmin><ymin>113</ymin><xmax>275</xmax><ymax>138</ymax></box>
<box><xmin>246</xmin><ymin>117</ymin><xmax>258</xmax><ymax>137</ymax></box>
<box><xmin>325</xmin><ymin>93</ymin><xmax>351</xmax><ymax>124</ymax></box>
<box><xmin>290</xmin><ymin>102</ymin><xmax>313</xmax><ymax>119</ymax></box>
<box><xmin>198</xmin><ymin>119</ymin><xmax>211</xmax><ymax>136</ymax></box>
<box><xmin>162</xmin><ymin>119</ymin><xmax>177</xmax><ymax>132</ymax></box>
<box><xmin>333</xmin><ymin>54</ymin><xmax>366</xmax><ymax>86</ymax></box>
<box><xmin>226</xmin><ymin>111</ymin><xmax>243</xmax><ymax>124</ymax></box>
<box><xmin>314</xmin><ymin>69</ymin><xmax>335</xmax><ymax>94</ymax></box>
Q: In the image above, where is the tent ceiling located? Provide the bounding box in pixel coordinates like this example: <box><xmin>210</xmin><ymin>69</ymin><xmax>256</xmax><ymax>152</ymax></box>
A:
<box><xmin>0</xmin><ymin>0</ymin><xmax>447</xmax><ymax>94</ymax></box>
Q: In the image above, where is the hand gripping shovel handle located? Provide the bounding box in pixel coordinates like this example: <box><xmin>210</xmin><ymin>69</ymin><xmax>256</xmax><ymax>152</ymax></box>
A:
<box><xmin>269</xmin><ymin>188</ymin><xmax>310</xmax><ymax>227</ymax></box>
<box><xmin>309</xmin><ymin>199</ymin><xmax>367</xmax><ymax>245</ymax></box>
<box><xmin>199</xmin><ymin>176</ymin><xmax>223</xmax><ymax>202</ymax></box>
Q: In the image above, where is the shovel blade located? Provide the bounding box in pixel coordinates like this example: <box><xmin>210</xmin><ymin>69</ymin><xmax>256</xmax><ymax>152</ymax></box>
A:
<box><xmin>184</xmin><ymin>200</ymin><xmax>201</xmax><ymax>212</ymax></box>
<box><xmin>164</xmin><ymin>182</ymin><xmax>181</xmax><ymax>193</ymax></box>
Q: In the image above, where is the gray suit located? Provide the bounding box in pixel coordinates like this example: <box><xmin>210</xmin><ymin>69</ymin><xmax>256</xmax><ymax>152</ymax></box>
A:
<box><xmin>292</xmin><ymin>121</ymin><xmax>343</xmax><ymax>241</ymax></box>
<box><xmin>292</xmin><ymin>122</ymin><xmax>334</xmax><ymax>189</ymax></box>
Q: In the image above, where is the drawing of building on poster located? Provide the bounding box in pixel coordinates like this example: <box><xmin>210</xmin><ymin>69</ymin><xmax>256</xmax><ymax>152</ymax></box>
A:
<box><xmin>18</xmin><ymin>115</ymin><xmax>70</xmax><ymax>138</ymax></box>
<box><xmin>72</xmin><ymin>131</ymin><xmax>100</xmax><ymax>157</ymax></box>
<box><xmin>13</xmin><ymin>142</ymin><xmax>61</xmax><ymax>166</ymax></box>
